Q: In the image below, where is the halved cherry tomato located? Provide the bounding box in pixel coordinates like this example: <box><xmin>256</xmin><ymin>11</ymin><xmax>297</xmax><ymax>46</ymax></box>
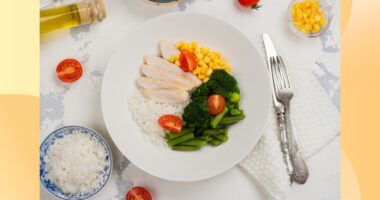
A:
<box><xmin>158</xmin><ymin>114</ymin><xmax>183</xmax><ymax>133</ymax></box>
<box><xmin>179</xmin><ymin>49</ymin><xmax>197</xmax><ymax>72</ymax></box>
<box><xmin>56</xmin><ymin>58</ymin><xmax>83</xmax><ymax>83</ymax></box>
<box><xmin>208</xmin><ymin>94</ymin><xmax>226</xmax><ymax>115</ymax></box>
<box><xmin>126</xmin><ymin>187</ymin><xmax>152</xmax><ymax>200</ymax></box>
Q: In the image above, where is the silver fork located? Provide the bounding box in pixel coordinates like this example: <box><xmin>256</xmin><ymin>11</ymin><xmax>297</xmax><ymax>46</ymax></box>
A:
<box><xmin>271</xmin><ymin>56</ymin><xmax>309</xmax><ymax>184</ymax></box>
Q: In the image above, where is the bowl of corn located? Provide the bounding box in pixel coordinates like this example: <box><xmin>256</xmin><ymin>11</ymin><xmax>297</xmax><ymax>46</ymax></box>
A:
<box><xmin>169</xmin><ymin>41</ymin><xmax>232</xmax><ymax>83</ymax></box>
<box><xmin>288</xmin><ymin>0</ymin><xmax>333</xmax><ymax>37</ymax></box>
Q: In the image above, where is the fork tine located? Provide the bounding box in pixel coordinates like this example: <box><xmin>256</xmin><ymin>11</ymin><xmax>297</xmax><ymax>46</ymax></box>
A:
<box><xmin>271</xmin><ymin>57</ymin><xmax>284</xmax><ymax>92</ymax></box>
<box><xmin>275</xmin><ymin>57</ymin><xmax>287</xmax><ymax>89</ymax></box>
<box><xmin>278</xmin><ymin>56</ymin><xmax>291</xmax><ymax>88</ymax></box>
<box><xmin>270</xmin><ymin>57</ymin><xmax>280</xmax><ymax>92</ymax></box>
<box><xmin>273</xmin><ymin>57</ymin><xmax>285</xmax><ymax>89</ymax></box>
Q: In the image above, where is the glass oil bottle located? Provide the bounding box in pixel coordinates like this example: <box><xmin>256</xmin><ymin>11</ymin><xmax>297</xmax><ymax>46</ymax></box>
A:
<box><xmin>40</xmin><ymin>0</ymin><xmax>106</xmax><ymax>35</ymax></box>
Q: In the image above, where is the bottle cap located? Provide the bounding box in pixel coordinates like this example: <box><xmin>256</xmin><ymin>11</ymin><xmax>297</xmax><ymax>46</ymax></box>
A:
<box><xmin>92</xmin><ymin>0</ymin><xmax>107</xmax><ymax>21</ymax></box>
<box><xmin>77</xmin><ymin>0</ymin><xmax>107</xmax><ymax>24</ymax></box>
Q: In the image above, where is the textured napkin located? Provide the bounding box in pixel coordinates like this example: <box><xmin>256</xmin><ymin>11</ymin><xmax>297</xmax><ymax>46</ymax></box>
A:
<box><xmin>238</xmin><ymin>38</ymin><xmax>339</xmax><ymax>200</ymax></box>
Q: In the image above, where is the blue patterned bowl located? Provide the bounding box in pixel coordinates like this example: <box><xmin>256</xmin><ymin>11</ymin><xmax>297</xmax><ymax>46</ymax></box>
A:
<box><xmin>40</xmin><ymin>126</ymin><xmax>113</xmax><ymax>200</ymax></box>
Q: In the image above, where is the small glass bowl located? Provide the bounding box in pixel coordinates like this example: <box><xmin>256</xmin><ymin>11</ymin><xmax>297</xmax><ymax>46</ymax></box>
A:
<box><xmin>143</xmin><ymin>0</ymin><xmax>179</xmax><ymax>5</ymax></box>
<box><xmin>288</xmin><ymin>0</ymin><xmax>333</xmax><ymax>37</ymax></box>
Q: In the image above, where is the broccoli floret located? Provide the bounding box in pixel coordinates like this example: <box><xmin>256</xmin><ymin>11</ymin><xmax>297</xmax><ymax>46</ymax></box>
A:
<box><xmin>210</xmin><ymin>70</ymin><xmax>238</xmax><ymax>87</ymax></box>
<box><xmin>191</xmin><ymin>83</ymin><xmax>210</xmax><ymax>99</ymax></box>
<box><xmin>206</xmin><ymin>70</ymin><xmax>240</xmax><ymax>99</ymax></box>
<box><xmin>183</xmin><ymin>97</ymin><xmax>211</xmax><ymax>128</ymax></box>
<box><xmin>205</xmin><ymin>79</ymin><xmax>229</xmax><ymax>97</ymax></box>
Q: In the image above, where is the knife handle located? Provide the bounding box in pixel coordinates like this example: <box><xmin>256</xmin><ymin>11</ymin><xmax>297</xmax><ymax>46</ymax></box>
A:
<box><xmin>276</xmin><ymin>111</ymin><xmax>294</xmax><ymax>182</ymax></box>
<box><xmin>285</xmin><ymin>108</ymin><xmax>309</xmax><ymax>184</ymax></box>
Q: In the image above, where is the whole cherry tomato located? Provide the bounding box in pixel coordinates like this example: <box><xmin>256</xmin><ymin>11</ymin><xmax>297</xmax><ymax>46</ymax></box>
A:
<box><xmin>238</xmin><ymin>0</ymin><xmax>261</xmax><ymax>9</ymax></box>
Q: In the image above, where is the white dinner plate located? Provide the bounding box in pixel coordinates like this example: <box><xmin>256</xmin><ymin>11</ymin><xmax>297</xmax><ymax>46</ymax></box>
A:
<box><xmin>101</xmin><ymin>12</ymin><xmax>271</xmax><ymax>182</ymax></box>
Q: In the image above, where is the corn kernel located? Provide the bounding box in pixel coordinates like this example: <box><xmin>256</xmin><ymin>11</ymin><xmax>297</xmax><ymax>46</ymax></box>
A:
<box><xmin>198</xmin><ymin>74</ymin><xmax>205</xmax><ymax>80</ymax></box>
<box><xmin>312</xmin><ymin>24</ymin><xmax>320</xmax><ymax>32</ymax></box>
<box><xmin>209</xmin><ymin>63</ymin><xmax>214</xmax><ymax>69</ymax></box>
<box><xmin>206</xmin><ymin>68</ymin><xmax>213</xmax><ymax>76</ymax></box>
<box><xmin>201</xmin><ymin>66</ymin><xmax>208</xmax><ymax>73</ymax></box>
<box><xmin>191</xmin><ymin>41</ymin><xmax>198</xmax><ymax>48</ymax></box>
<box><xmin>315</xmin><ymin>15</ymin><xmax>322</xmax><ymax>21</ymax></box>
<box><xmin>175</xmin><ymin>60</ymin><xmax>180</xmax><ymax>66</ymax></box>
<box><xmin>199</xmin><ymin>47</ymin><xmax>206</xmax><ymax>54</ymax></box>
<box><xmin>203</xmin><ymin>77</ymin><xmax>209</xmax><ymax>83</ymax></box>
<box><xmin>292</xmin><ymin>8</ymin><xmax>296</xmax><ymax>17</ymax></box>
<box><xmin>304</xmin><ymin>24</ymin><xmax>312</xmax><ymax>31</ymax></box>
<box><xmin>204</xmin><ymin>56</ymin><xmax>211</xmax><ymax>64</ymax></box>
<box><xmin>176</xmin><ymin>41</ymin><xmax>184</xmax><ymax>48</ymax></box>
<box><xmin>319</xmin><ymin>18</ymin><xmax>325</xmax><ymax>26</ymax></box>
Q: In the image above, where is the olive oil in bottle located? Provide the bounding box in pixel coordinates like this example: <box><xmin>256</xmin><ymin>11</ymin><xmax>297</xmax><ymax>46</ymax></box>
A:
<box><xmin>40</xmin><ymin>0</ymin><xmax>106</xmax><ymax>35</ymax></box>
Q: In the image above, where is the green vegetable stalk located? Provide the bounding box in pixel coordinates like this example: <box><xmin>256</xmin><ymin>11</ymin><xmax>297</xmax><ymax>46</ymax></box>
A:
<box><xmin>203</xmin><ymin>128</ymin><xmax>226</xmax><ymax>135</ymax></box>
<box><xmin>167</xmin><ymin>133</ymin><xmax>194</xmax><ymax>146</ymax></box>
<box><xmin>208</xmin><ymin>139</ymin><xmax>222</xmax><ymax>146</ymax></box>
<box><xmin>210</xmin><ymin>107</ymin><xmax>229</xmax><ymax>128</ymax></box>
<box><xmin>220</xmin><ymin>114</ymin><xmax>245</xmax><ymax>125</ymax></box>
<box><xmin>179</xmin><ymin>139</ymin><xmax>207</xmax><ymax>147</ymax></box>
<box><xmin>172</xmin><ymin>145</ymin><xmax>201</xmax><ymax>151</ymax></box>
<box><xmin>212</xmin><ymin>134</ymin><xmax>229</xmax><ymax>142</ymax></box>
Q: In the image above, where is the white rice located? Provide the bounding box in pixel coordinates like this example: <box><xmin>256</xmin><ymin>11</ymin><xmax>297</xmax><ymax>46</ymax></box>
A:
<box><xmin>43</xmin><ymin>130</ymin><xmax>107</xmax><ymax>194</ymax></box>
<box><xmin>127</xmin><ymin>91</ymin><xmax>186</xmax><ymax>147</ymax></box>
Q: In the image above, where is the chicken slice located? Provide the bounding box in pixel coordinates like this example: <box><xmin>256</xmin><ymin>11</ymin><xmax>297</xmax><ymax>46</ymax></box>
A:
<box><xmin>141</xmin><ymin>88</ymin><xmax>189</xmax><ymax>104</ymax></box>
<box><xmin>159</xmin><ymin>39</ymin><xmax>180</xmax><ymax>60</ymax></box>
<box><xmin>136</xmin><ymin>77</ymin><xmax>192</xmax><ymax>91</ymax></box>
<box><xmin>144</xmin><ymin>55</ymin><xmax>202</xmax><ymax>87</ymax></box>
<box><xmin>140</xmin><ymin>64</ymin><xmax>194</xmax><ymax>89</ymax></box>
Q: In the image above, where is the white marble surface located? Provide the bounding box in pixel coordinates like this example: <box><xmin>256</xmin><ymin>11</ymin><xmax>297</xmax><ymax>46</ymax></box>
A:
<box><xmin>40</xmin><ymin>0</ymin><xmax>340</xmax><ymax>199</ymax></box>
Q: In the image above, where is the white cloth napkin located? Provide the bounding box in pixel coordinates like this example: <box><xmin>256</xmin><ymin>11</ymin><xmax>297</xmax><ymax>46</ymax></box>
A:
<box><xmin>238</xmin><ymin>37</ymin><xmax>340</xmax><ymax>200</ymax></box>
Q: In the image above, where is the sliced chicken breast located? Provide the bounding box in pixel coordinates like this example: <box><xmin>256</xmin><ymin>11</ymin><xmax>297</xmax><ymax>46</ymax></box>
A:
<box><xmin>140</xmin><ymin>64</ymin><xmax>194</xmax><ymax>89</ymax></box>
<box><xmin>136</xmin><ymin>77</ymin><xmax>192</xmax><ymax>91</ymax></box>
<box><xmin>141</xmin><ymin>88</ymin><xmax>189</xmax><ymax>104</ymax></box>
<box><xmin>159</xmin><ymin>39</ymin><xmax>180</xmax><ymax>60</ymax></box>
<box><xmin>144</xmin><ymin>55</ymin><xmax>202</xmax><ymax>87</ymax></box>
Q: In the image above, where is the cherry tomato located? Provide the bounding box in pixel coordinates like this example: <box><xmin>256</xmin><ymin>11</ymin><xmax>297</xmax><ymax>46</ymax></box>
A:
<box><xmin>238</xmin><ymin>0</ymin><xmax>261</xmax><ymax>9</ymax></box>
<box><xmin>56</xmin><ymin>58</ymin><xmax>83</xmax><ymax>82</ymax></box>
<box><xmin>158</xmin><ymin>114</ymin><xmax>183</xmax><ymax>133</ymax></box>
<box><xmin>208</xmin><ymin>95</ymin><xmax>226</xmax><ymax>115</ymax></box>
<box><xmin>126</xmin><ymin>187</ymin><xmax>152</xmax><ymax>200</ymax></box>
<box><xmin>179</xmin><ymin>49</ymin><xmax>197</xmax><ymax>72</ymax></box>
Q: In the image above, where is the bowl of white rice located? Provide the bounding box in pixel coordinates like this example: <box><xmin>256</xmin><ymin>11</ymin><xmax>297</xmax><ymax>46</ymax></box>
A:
<box><xmin>40</xmin><ymin>126</ymin><xmax>113</xmax><ymax>200</ymax></box>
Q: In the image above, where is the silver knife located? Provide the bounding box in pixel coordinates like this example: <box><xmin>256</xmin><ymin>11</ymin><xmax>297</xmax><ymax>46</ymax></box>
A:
<box><xmin>262</xmin><ymin>33</ymin><xmax>294</xmax><ymax>182</ymax></box>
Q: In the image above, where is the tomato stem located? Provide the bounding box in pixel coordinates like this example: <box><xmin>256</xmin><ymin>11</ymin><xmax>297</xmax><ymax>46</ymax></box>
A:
<box><xmin>251</xmin><ymin>4</ymin><xmax>262</xmax><ymax>10</ymax></box>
